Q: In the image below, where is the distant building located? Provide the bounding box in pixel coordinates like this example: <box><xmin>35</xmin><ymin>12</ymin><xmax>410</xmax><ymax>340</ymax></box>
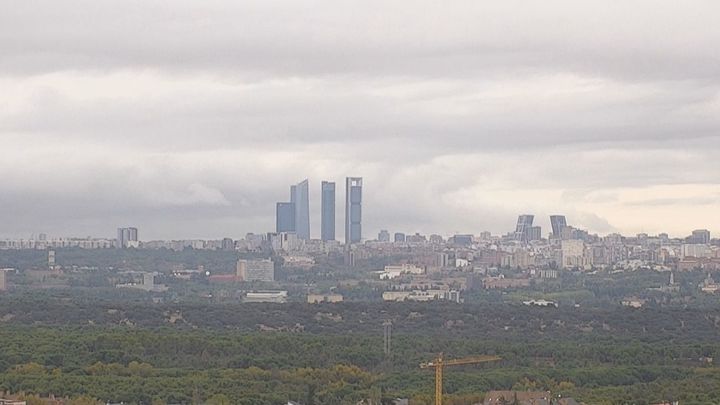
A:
<box><xmin>268</xmin><ymin>232</ymin><xmax>300</xmax><ymax>252</ymax></box>
<box><xmin>221</xmin><ymin>238</ymin><xmax>235</xmax><ymax>251</ymax></box>
<box><xmin>116</xmin><ymin>272</ymin><xmax>167</xmax><ymax>292</ymax></box>
<box><xmin>307</xmin><ymin>293</ymin><xmax>344</xmax><ymax>303</ymax></box>
<box><xmin>550</xmin><ymin>215</ymin><xmax>568</xmax><ymax>237</ymax></box>
<box><xmin>529</xmin><ymin>226</ymin><xmax>542</xmax><ymax>241</ymax></box>
<box><xmin>699</xmin><ymin>273</ymin><xmax>720</xmax><ymax>293</ymax></box>
<box><xmin>691</xmin><ymin>229</ymin><xmax>711</xmax><ymax>244</ymax></box>
<box><xmin>451</xmin><ymin>234</ymin><xmax>473</xmax><ymax>246</ymax></box>
<box><xmin>378</xmin><ymin>229</ymin><xmax>390</xmax><ymax>242</ymax></box>
<box><xmin>48</xmin><ymin>250</ymin><xmax>56</xmax><ymax>269</ymax></box>
<box><xmin>244</xmin><ymin>290</ymin><xmax>287</xmax><ymax>303</ymax></box>
<box><xmin>276</xmin><ymin>202</ymin><xmax>296</xmax><ymax>233</ymax></box>
<box><xmin>0</xmin><ymin>399</ymin><xmax>27</xmax><ymax>405</ymax></box>
<box><xmin>561</xmin><ymin>239</ymin><xmax>588</xmax><ymax>268</ymax></box>
<box><xmin>291</xmin><ymin>179</ymin><xmax>310</xmax><ymax>240</ymax></box>
<box><xmin>382</xmin><ymin>289</ymin><xmax>456</xmax><ymax>302</ymax></box>
<box><xmin>378</xmin><ymin>264</ymin><xmax>425</xmax><ymax>279</ymax></box>
<box><xmin>394</xmin><ymin>232</ymin><xmax>406</xmax><ymax>243</ymax></box>
<box><xmin>345</xmin><ymin>177</ymin><xmax>362</xmax><ymax>244</ymax></box>
<box><xmin>483</xmin><ymin>391</ymin><xmax>551</xmax><ymax>405</ymax></box>
<box><xmin>682</xmin><ymin>243</ymin><xmax>711</xmax><ymax>258</ymax></box>
<box><xmin>237</xmin><ymin>259</ymin><xmax>275</xmax><ymax>282</ymax></box>
<box><xmin>514</xmin><ymin>215</ymin><xmax>534</xmax><ymax>242</ymax></box>
<box><xmin>116</xmin><ymin>227</ymin><xmax>138</xmax><ymax>248</ymax></box>
<box><xmin>321</xmin><ymin>181</ymin><xmax>336</xmax><ymax>241</ymax></box>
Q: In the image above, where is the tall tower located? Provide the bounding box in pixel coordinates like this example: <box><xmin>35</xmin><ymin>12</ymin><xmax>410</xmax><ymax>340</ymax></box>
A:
<box><xmin>276</xmin><ymin>202</ymin><xmax>296</xmax><ymax>233</ymax></box>
<box><xmin>514</xmin><ymin>215</ymin><xmax>534</xmax><ymax>242</ymax></box>
<box><xmin>291</xmin><ymin>179</ymin><xmax>310</xmax><ymax>240</ymax></box>
<box><xmin>550</xmin><ymin>215</ymin><xmax>568</xmax><ymax>237</ymax></box>
<box><xmin>116</xmin><ymin>227</ymin><xmax>139</xmax><ymax>248</ymax></box>
<box><xmin>321</xmin><ymin>181</ymin><xmax>336</xmax><ymax>241</ymax></box>
<box><xmin>345</xmin><ymin>177</ymin><xmax>362</xmax><ymax>244</ymax></box>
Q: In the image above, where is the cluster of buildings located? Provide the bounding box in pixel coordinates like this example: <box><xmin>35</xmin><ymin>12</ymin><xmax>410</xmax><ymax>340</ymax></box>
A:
<box><xmin>275</xmin><ymin>177</ymin><xmax>363</xmax><ymax>244</ymax></box>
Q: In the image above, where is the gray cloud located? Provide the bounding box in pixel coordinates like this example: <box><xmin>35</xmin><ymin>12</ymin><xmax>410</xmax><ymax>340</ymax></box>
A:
<box><xmin>1</xmin><ymin>0</ymin><xmax>719</xmax><ymax>239</ymax></box>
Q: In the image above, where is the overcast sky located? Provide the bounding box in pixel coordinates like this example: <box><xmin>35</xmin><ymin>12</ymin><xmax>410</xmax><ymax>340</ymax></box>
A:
<box><xmin>1</xmin><ymin>1</ymin><xmax>719</xmax><ymax>240</ymax></box>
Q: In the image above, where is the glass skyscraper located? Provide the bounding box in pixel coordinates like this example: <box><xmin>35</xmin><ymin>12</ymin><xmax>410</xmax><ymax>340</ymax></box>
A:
<box><xmin>276</xmin><ymin>202</ymin><xmax>296</xmax><ymax>233</ymax></box>
<box><xmin>321</xmin><ymin>181</ymin><xmax>336</xmax><ymax>241</ymax></box>
<box><xmin>345</xmin><ymin>177</ymin><xmax>362</xmax><ymax>244</ymax></box>
<box><xmin>550</xmin><ymin>215</ymin><xmax>568</xmax><ymax>237</ymax></box>
<box><xmin>514</xmin><ymin>215</ymin><xmax>534</xmax><ymax>242</ymax></box>
<box><xmin>291</xmin><ymin>179</ymin><xmax>310</xmax><ymax>240</ymax></box>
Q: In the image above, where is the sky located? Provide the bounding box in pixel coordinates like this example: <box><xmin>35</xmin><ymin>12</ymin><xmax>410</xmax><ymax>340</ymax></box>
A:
<box><xmin>1</xmin><ymin>0</ymin><xmax>719</xmax><ymax>240</ymax></box>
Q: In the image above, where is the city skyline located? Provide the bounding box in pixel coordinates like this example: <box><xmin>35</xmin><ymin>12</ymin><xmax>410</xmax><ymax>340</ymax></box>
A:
<box><xmin>1</xmin><ymin>2</ymin><xmax>720</xmax><ymax>240</ymax></box>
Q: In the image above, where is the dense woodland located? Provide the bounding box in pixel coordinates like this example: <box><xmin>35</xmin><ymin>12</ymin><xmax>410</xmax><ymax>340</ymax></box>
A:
<box><xmin>1</xmin><ymin>293</ymin><xmax>720</xmax><ymax>404</ymax></box>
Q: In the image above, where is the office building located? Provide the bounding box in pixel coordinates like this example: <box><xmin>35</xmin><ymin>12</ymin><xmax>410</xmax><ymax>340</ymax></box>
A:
<box><xmin>237</xmin><ymin>259</ymin><xmax>275</xmax><ymax>282</ymax></box>
<box><xmin>394</xmin><ymin>232</ymin><xmax>406</xmax><ymax>243</ymax></box>
<box><xmin>550</xmin><ymin>215</ymin><xmax>568</xmax><ymax>237</ymax></box>
<box><xmin>691</xmin><ymin>229</ymin><xmax>711</xmax><ymax>244</ymax></box>
<box><xmin>321</xmin><ymin>181</ymin><xmax>336</xmax><ymax>241</ymax></box>
<box><xmin>514</xmin><ymin>215</ymin><xmax>534</xmax><ymax>242</ymax></box>
<box><xmin>276</xmin><ymin>202</ymin><xmax>296</xmax><ymax>233</ymax></box>
<box><xmin>345</xmin><ymin>177</ymin><xmax>363</xmax><ymax>244</ymax></box>
<box><xmin>529</xmin><ymin>226</ymin><xmax>542</xmax><ymax>241</ymax></box>
<box><xmin>116</xmin><ymin>227</ymin><xmax>138</xmax><ymax>248</ymax></box>
<box><xmin>221</xmin><ymin>238</ymin><xmax>234</xmax><ymax>251</ymax></box>
<box><xmin>291</xmin><ymin>179</ymin><xmax>310</xmax><ymax>240</ymax></box>
<box><xmin>378</xmin><ymin>229</ymin><xmax>390</xmax><ymax>242</ymax></box>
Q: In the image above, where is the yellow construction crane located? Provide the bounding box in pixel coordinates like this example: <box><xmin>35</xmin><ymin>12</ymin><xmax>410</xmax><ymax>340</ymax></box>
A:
<box><xmin>420</xmin><ymin>353</ymin><xmax>502</xmax><ymax>405</ymax></box>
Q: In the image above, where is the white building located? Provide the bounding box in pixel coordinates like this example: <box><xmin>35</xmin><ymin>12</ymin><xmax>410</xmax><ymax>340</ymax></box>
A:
<box><xmin>237</xmin><ymin>259</ymin><xmax>275</xmax><ymax>282</ymax></box>
<box><xmin>561</xmin><ymin>240</ymin><xmax>590</xmax><ymax>269</ymax></box>
<box><xmin>244</xmin><ymin>290</ymin><xmax>288</xmax><ymax>303</ymax></box>
<box><xmin>378</xmin><ymin>264</ymin><xmax>425</xmax><ymax>280</ymax></box>
<box><xmin>682</xmin><ymin>243</ymin><xmax>711</xmax><ymax>259</ymax></box>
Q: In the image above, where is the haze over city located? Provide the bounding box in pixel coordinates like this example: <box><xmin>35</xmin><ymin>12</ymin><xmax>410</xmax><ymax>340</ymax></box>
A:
<box><xmin>1</xmin><ymin>1</ymin><xmax>719</xmax><ymax>240</ymax></box>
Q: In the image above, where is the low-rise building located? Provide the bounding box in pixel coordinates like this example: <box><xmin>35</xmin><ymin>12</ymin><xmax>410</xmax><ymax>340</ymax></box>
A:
<box><xmin>307</xmin><ymin>293</ymin><xmax>344</xmax><ymax>303</ymax></box>
<box><xmin>244</xmin><ymin>291</ymin><xmax>288</xmax><ymax>303</ymax></box>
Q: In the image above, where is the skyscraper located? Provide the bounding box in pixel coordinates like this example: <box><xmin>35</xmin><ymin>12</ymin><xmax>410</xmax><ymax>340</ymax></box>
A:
<box><xmin>514</xmin><ymin>215</ymin><xmax>534</xmax><ymax>242</ymax></box>
<box><xmin>276</xmin><ymin>202</ymin><xmax>296</xmax><ymax>233</ymax></box>
<box><xmin>345</xmin><ymin>177</ymin><xmax>362</xmax><ymax>244</ymax></box>
<box><xmin>321</xmin><ymin>181</ymin><xmax>336</xmax><ymax>241</ymax></box>
<box><xmin>116</xmin><ymin>227</ymin><xmax>138</xmax><ymax>248</ymax></box>
<box><xmin>291</xmin><ymin>179</ymin><xmax>310</xmax><ymax>240</ymax></box>
<box><xmin>691</xmin><ymin>229</ymin><xmax>711</xmax><ymax>244</ymax></box>
<box><xmin>550</xmin><ymin>215</ymin><xmax>568</xmax><ymax>237</ymax></box>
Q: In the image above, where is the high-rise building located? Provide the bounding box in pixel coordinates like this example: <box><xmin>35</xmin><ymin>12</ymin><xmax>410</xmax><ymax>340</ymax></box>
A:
<box><xmin>237</xmin><ymin>259</ymin><xmax>275</xmax><ymax>282</ymax></box>
<box><xmin>514</xmin><ymin>215</ymin><xmax>534</xmax><ymax>242</ymax></box>
<box><xmin>378</xmin><ymin>229</ymin><xmax>390</xmax><ymax>242</ymax></box>
<box><xmin>529</xmin><ymin>226</ymin><xmax>542</xmax><ymax>241</ymax></box>
<box><xmin>291</xmin><ymin>179</ymin><xmax>310</xmax><ymax>240</ymax></box>
<box><xmin>321</xmin><ymin>181</ymin><xmax>336</xmax><ymax>241</ymax></box>
<box><xmin>394</xmin><ymin>232</ymin><xmax>406</xmax><ymax>243</ymax></box>
<box><xmin>116</xmin><ymin>227</ymin><xmax>139</xmax><ymax>248</ymax></box>
<box><xmin>345</xmin><ymin>177</ymin><xmax>362</xmax><ymax>244</ymax></box>
<box><xmin>276</xmin><ymin>202</ymin><xmax>296</xmax><ymax>233</ymax></box>
<box><xmin>550</xmin><ymin>215</ymin><xmax>568</xmax><ymax>237</ymax></box>
<box><xmin>691</xmin><ymin>229</ymin><xmax>711</xmax><ymax>244</ymax></box>
<box><xmin>221</xmin><ymin>238</ymin><xmax>235</xmax><ymax>251</ymax></box>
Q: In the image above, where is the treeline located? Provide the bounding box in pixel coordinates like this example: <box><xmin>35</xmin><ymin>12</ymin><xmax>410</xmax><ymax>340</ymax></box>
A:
<box><xmin>0</xmin><ymin>326</ymin><xmax>719</xmax><ymax>404</ymax></box>
<box><xmin>2</xmin><ymin>294</ymin><xmax>720</xmax><ymax>342</ymax></box>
